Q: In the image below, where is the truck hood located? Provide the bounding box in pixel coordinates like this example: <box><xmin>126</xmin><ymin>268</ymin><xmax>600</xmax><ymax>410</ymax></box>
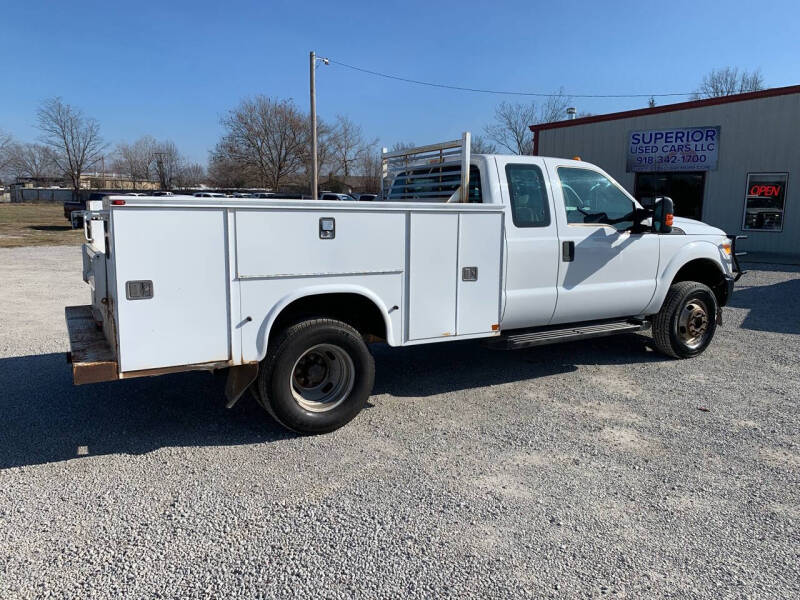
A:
<box><xmin>672</xmin><ymin>216</ymin><xmax>725</xmax><ymax>236</ymax></box>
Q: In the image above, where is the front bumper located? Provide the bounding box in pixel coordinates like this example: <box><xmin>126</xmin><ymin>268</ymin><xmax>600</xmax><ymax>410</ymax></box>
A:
<box><xmin>729</xmin><ymin>234</ymin><xmax>748</xmax><ymax>282</ymax></box>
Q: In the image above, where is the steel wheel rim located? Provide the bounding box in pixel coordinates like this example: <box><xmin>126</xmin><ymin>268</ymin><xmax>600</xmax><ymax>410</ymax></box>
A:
<box><xmin>677</xmin><ymin>298</ymin><xmax>710</xmax><ymax>349</ymax></box>
<box><xmin>290</xmin><ymin>344</ymin><xmax>354</xmax><ymax>412</ymax></box>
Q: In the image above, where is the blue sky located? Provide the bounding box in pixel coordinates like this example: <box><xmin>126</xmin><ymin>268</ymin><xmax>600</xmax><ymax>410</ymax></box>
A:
<box><xmin>2</xmin><ymin>0</ymin><xmax>798</xmax><ymax>163</ymax></box>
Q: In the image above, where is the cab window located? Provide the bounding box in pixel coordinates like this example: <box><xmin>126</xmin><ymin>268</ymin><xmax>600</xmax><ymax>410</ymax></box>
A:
<box><xmin>505</xmin><ymin>164</ymin><xmax>550</xmax><ymax>227</ymax></box>
<box><xmin>558</xmin><ymin>167</ymin><xmax>634</xmax><ymax>231</ymax></box>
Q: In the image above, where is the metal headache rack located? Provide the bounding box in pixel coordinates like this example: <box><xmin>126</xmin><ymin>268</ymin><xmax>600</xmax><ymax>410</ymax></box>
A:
<box><xmin>381</xmin><ymin>132</ymin><xmax>473</xmax><ymax>203</ymax></box>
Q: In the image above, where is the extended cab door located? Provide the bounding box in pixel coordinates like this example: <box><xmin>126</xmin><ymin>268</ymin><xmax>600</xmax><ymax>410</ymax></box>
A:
<box><xmin>546</xmin><ymin>160</ymin><xmax>659</xmax><ymax>324</ymax></box>
<box><xmin>496</xmin><ymin>156</ymin><xmax>560</xmax><ymax>329</ymax></box>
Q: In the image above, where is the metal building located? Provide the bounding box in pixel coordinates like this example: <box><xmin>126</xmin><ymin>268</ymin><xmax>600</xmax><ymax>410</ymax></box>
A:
<box><xmin>531</xmin><ymin>85</ymin><xmax>800</xmax><ymax>259</ymax></box>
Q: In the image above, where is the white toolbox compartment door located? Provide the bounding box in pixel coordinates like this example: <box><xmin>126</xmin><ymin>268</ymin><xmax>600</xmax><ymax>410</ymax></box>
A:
<box><xmin>408</xmin><ymin>213</ymin><xmax>458</xmax><ymax>340</ymax></box>
<box><xmin>113</xmin><ymin>209</ymin><xmax>230</xmax><ymax>372</ymax></box>
<box><xmin>456</xmin><ymin>212</ymin><xmax>502</xmax><ymax>335</ymax></box>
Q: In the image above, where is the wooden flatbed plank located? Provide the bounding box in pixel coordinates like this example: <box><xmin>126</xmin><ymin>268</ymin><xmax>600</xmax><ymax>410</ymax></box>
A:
<box><xmin>65</xmin><ymin>305</ymin><xmax>118</xmax><ymax>385</ymax></box>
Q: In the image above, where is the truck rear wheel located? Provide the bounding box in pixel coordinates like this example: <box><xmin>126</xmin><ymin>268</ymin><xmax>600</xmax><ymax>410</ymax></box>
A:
<box><xmin>257</xmin><ymin>318</ymin><xmax>375</xmax><ymax>434</ymax></box>
<box><xmin>652</xmin><ymin>281</ymin><xmax>718</xmax><ymax>359</ymax></box>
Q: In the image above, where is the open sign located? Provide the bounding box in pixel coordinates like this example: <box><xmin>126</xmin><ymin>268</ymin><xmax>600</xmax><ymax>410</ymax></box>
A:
<box><xmin>749</xmin><ymin>184</ymin><xmax>782</xmax><ymax>197</ymax></box>
<box><xmin>743</xmin><ymin>173</ymin><xmax>788</xmax><ymax>232</ymax></box>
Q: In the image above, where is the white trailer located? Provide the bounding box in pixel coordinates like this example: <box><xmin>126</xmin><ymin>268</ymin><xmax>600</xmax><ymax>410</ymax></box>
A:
<box><xmin>67</xmin><ymin>134</ymin><xmax>745</xmax><ymax>433</ymax></box>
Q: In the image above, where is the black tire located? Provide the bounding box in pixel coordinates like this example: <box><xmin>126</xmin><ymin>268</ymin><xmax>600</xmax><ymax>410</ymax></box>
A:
<box><xmin>652</xmin><ymin>281</ymin><xmax>718</xmax><ymax>359</ymax></box>
<box><xmin>257</xmin><ymin>318</ymin><xmax>374</xmax><ymax>434</ymax></box>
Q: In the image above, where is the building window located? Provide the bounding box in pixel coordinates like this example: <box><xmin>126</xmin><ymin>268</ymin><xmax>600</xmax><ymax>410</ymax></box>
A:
<box><xmin>742</xmin><ymin>173</ymin><xmax>788</xmax><ymax>232</ymax></box>
<box><xmin>634</xmin><ymin>172</ymin><xmax>705</xmax><ymax>221</ymax></box>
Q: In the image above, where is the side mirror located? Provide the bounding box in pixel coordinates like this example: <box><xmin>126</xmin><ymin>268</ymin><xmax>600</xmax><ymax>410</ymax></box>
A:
<box><xmin>652</xmin><ymin>196</ymin><xmax>674</xmax><ymax>234</ymax></box>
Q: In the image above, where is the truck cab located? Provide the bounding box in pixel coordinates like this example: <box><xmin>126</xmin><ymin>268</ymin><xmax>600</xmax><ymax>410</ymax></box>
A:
<box><xmin>387</xmin><ymin>148</ymin><xmax>738</xmax><ymax>333</ymax></box>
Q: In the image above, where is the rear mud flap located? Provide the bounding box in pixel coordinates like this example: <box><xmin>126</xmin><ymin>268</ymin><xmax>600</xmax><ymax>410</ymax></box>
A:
<box><xmin>225</xmin><ymin>363</ymin><xmax>259</xmax><ymax>408</ymax></box>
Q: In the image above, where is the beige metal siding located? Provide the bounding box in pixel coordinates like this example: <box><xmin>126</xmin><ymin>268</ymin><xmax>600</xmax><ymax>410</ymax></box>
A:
<box><xmin>538</xmin><ymin>93</ymin><xmax>800</xmax><ymax>255</ymax></box>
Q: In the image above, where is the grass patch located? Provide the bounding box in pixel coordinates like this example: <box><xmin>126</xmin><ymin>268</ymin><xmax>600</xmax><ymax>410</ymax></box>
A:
<box><xmin>0</xmin><ymin>203</ymin><xmax>84</xmax><ymax>248</ymax></box>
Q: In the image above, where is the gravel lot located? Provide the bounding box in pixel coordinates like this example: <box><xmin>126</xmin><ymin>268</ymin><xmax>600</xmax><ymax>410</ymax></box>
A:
<box><xmin>1</xmin><ymin>245</ymin><xmax>798</xmax><ymax>599</ymax></box>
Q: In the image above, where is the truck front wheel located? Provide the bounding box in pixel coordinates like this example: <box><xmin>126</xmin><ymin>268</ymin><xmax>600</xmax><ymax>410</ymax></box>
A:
<box><xmin>652</xmin><ymin>281</ymin><xmax>718</xmax><ymax>359</ymax></box>
<box><xmin>257</xmin><ymin>318</ymin><xmax>375</xmax><ymax>434</ymax></box>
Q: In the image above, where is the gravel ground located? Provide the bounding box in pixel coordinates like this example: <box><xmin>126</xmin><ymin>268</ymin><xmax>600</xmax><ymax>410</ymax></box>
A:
<box><xmin>0</xmin><ymin>245</ymin><xmax>798</xmax><ymax>599</ymax></box>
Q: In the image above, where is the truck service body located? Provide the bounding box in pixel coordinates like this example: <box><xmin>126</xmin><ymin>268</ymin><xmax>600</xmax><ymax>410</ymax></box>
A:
<box><xmin>67</xmin><ymin>136</ymin><xmax>743</xmax><ymax>433</ymax></box>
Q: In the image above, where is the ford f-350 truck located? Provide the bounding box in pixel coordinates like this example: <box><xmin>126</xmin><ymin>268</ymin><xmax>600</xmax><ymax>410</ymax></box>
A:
<box><xmin>66</xmin><ymin>134</ymin><xmax>744</xmax><ymax>433</ymax></box>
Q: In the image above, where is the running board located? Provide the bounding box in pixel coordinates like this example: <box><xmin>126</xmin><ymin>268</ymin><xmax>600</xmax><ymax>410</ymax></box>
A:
<box><xmin>484</xmin><ymin>320</ymin><xmax>648</xmax><ymax>350</ymax></box>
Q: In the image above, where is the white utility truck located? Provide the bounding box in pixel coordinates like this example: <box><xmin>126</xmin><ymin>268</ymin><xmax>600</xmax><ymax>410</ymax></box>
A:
<box><xmin>67</xmin><ymin>134</ymin><xmax>745</xmax><ymax>433</ymax></box>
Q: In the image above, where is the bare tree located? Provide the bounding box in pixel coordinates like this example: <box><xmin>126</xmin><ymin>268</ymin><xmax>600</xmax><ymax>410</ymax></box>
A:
<box><xmin>208</xmin><ymin>152</ymin><xmax>254</xmax><ymax>188</ymax></box>
<box><xmin>36</xmin><ymin>97</ymin><xmax>106</xmax><ymax>192</ymax></box>
<box><xmin>692</xmin><ymin>67</ymin><xmax>765</xmax><ymax>99</ymax></box>
<box><xmin>7</xmin><ymin>143</ymin><xmax>59</xmax><ymax>179</ymax></box>
<box><xmin>389</xmin><ymin>141</ymin><xmax>416</xmax><ymax>153</ymax></box>
<box><xmin>537</xmin><ymin>90</ymin><xmax>573</xmax><ymax>124</ymax></box>
<box><xmin>0</xmin><ymin>130</ymin><xmax>15</xmax><ymax>183</ymax></box>
<box><xmin>114</xmin><ymin>135</ymin><xmax>156</xmax><ymax>189</ymax></box>
<box><xmin>0</xmin><ymin>129</ymin><xmax>12</xmax><ymax>169</ymax></box>
<box><xmin>484</xmin><ymin>102</ymin><xmax>536</xmax><ymax>154</ymax></box>
<box><xmin>484</xmin><ymin>93</ymin><xmax>571</xmax><ymax>155</ymax></box>
<box><xmin>153</xmin><ymin>140</ymin><xmax>184</xmax><ymax>190</ymax></box>
<box><xmin>214</xmin><ymin>95</ymin><xmax>308</xmax><ymax>191</ymax></box>
<box><xmin>329</xmin><ymin>115</ymin><xmax>375</xmax><ymax>177</ymax></box>
<box><xmin>304</xmin><ymin>117</ymin><xmax>336</xmax><ymax>180</ymax></box>
<box><xmin>471</xmin><ymin>135</ymin><xmax>497</xmax><ymax>154</ymax></box>
<box><xmin>175</xmin><ymin>162</ymin><xmax>206</xmax><ymax>188</ymax></box>
<box><xmin>356</xmin><ymin>144</ymin><xmax>383</xmax><ymax>193</ymax></box>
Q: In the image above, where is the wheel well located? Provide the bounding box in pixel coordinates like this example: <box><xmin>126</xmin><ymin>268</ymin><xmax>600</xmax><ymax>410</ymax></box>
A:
<box><xmin>269</xmin><ymin>293</ymin><xmax>388</xmax><ymax>344</ymax></box>
<box><xmin>672</xmin><ymin>258</ymin><xmax>728</xmax><ymax>305</ymax></box>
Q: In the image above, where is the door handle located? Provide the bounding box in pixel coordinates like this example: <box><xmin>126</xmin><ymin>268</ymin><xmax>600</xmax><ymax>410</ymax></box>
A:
<box><xmin>562</xmin><ymin>241</ymin><xmax>575</xmax><ymax>262</ymax></box>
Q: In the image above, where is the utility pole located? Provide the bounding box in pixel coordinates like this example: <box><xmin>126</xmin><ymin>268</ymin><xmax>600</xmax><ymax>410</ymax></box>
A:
<box><xmin>309</xmin><ymin>52</ymin><xmax>329</xmax><ymax>200</ymax></box>
<box><xmin>310</xmin><ymin>51</ymin><xmax>318</xmax><ymax>200</ymax></box>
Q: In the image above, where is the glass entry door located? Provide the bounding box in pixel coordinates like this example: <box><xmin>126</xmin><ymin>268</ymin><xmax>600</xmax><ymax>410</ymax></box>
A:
<box><xmin>634</xmin><ymin>172</ymin><xmax>705</xmax><ymax>220</ymax></box>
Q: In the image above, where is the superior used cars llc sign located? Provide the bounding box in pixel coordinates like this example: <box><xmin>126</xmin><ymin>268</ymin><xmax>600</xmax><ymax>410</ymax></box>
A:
<box><xmin>626</xmin><ymin>126</ymin><xmax>720</xmax><ymax>172</ymax></box>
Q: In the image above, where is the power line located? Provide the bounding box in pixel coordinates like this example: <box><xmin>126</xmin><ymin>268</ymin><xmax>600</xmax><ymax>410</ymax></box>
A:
<box><xmin>326</xmin><ymin>58</ymin><xmax>692</xmax><ymax>99</ymax></box>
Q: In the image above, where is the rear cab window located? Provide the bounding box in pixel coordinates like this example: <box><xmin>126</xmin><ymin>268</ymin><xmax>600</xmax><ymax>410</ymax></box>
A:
<box><xmin>388</xmin><ymin>164</ymin><xmax>482</xmax><ymax>202</ymax></box>
<box><xmin>505</xmin><ymin>164</ymin><xmax>550</xmax><ymax>227</ymax></box>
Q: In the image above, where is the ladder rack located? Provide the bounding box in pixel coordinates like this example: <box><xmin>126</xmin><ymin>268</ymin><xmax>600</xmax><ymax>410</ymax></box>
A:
<box><xmin>381</xmin><ymin>132</ymin><xmax>472</xmax><ymax>203</ymax></box>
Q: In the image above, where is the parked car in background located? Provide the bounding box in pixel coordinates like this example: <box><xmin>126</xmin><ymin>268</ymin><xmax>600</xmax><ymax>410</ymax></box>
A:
<box><xmin>194</xmin><ymin>192</ymin><xmax>226</xmax><ymax>198</ymax></box>
<box><xmin>320</xmin><ymin>192</ymin><xmax>357</xmax><ymax>201</ymax></box>
<box><xmin>151</xmin><ymin>191</ymin><xmax>174</xmax><ymax>197</ymax></box>
<box><xmin>252</xmin><ymin>193</ymin><xmax>275</xmax><ymax>199</ymax></box>
<box><xmin>353</xmin><ymin>193</ymin><xmax>377</xmax><ymax>201</ymax></box>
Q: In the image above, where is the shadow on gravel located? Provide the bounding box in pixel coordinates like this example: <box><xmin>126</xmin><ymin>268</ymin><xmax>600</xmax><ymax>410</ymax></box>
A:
<box><xmin>728</xmin><ymin>271</ymin><xmax>800</xmax><ymax>335</ymax></box>
<box><xmin>372</xmin><ymin>332</ymin><xmax>667</xmax><ymax>397</ymax></box>
<box><xmin>1</xmin><ymin>333</ymin><xmax>666</xmax><ymax>469</ymax></box>
<box><xmin>0</xmin><ymin>353</ymin><xmax>294</xmax><ymax>470</ymax></box>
